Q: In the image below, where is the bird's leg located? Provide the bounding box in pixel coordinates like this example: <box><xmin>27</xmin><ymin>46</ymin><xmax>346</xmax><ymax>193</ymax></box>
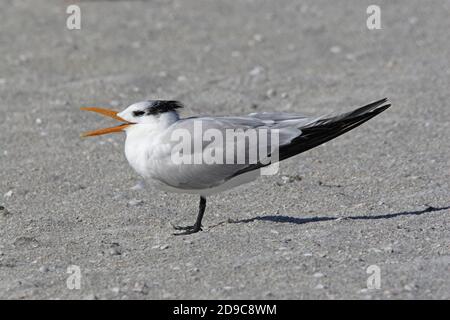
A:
<box><xmin>172</xmin><ymin>196</ymin><xmax>206</xmax><ymax>235</ymax></box>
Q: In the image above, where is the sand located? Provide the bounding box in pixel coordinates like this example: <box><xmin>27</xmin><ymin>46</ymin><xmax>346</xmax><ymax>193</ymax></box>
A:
<box><xmin>0</xmin><ymin>0</ymin><xmax>448</xmax><ymax>299</ymax></box>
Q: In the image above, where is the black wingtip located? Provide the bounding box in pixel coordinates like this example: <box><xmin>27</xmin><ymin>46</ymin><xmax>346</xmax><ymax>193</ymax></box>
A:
<box><xmin>376</xmin><ymin>97</ymin><xmax>390</xmax><ymax>109</ymax></box>
<box><xmin>363</xmin><ymin>97</ymin><xmax>390</xmax><ymax>110</ymax></box>
<box><xmin>346</xmin><ymin>98</ymin><xmax>391</xmax><ymax>119</ymax></box>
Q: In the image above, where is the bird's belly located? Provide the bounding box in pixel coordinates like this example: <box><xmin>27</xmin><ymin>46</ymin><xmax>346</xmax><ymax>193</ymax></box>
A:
<box><xmin>144</xmin><ymin>168</ymin><xmax>261</xmax><ymax>196</ymax></box>
<box><xmin>124</xmin><ymin>135</ymin><xmax>261</xmax><ymax>196</ymax></box>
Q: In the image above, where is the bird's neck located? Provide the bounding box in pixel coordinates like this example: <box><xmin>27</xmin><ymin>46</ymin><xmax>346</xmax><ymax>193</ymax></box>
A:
<box><xmin>158</xmin><ymin>110</ymin><xmax>180</xmax><ymax>128</ymax></box>
<box><xmin>123</xmin><ymin>111</ymin><xmax>180</xmax><ymax>178</ymax></box>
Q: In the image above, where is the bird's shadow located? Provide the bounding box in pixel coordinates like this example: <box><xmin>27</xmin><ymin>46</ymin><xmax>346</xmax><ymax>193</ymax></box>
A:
<box><xmin>225</xmin><ymin>205</ymin><xmax>450</xmax><ymax>226</ymax></box>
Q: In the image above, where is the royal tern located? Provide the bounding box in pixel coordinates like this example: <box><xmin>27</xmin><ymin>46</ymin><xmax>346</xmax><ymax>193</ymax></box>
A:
<box><xmin>81</xmin><ymin>98</ymin><xmax>390</xmax><ymax>235</ymax></box>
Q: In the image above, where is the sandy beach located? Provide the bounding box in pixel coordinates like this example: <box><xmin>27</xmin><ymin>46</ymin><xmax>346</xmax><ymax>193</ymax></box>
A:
<box><xmin>0</xmin><ymin>0</ymin><xmax>448</xmax><ymax>299</ymax></box>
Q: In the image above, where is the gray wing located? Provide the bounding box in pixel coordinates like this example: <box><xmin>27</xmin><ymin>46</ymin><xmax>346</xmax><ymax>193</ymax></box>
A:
<box><xmin>248</xmin><ymin>111</ymin><xmax>307</xmax><ymax>122</ymax></box>
<box><xmin>153</xmin><ymin>98</ymin><xmax>390</xmax><ymax>190</ymax></box>
<box><xmin>154</xmin><ymin>114</ymin><xmax>310</xmax><ymax>189</ymax></box>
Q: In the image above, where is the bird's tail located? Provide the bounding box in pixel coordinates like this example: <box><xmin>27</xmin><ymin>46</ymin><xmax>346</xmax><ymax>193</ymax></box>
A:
<box><xmin>278</xmin><ymin>98</ymin><xmax>391</xmax><ymax>161</ymax></box>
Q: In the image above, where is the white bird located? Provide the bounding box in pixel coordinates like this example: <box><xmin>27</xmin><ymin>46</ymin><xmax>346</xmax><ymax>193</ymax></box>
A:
<box><xmin>81</xmin><ymin>98</ymin><xmax>390</xmax><ymax>235</ymax></box>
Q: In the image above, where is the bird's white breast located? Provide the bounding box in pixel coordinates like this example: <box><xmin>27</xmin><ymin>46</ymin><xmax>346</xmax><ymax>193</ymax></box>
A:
<box><xmin>124</xmin><ymin>124</ymin><xmax>171</xmax><ymax>183</ymax></box>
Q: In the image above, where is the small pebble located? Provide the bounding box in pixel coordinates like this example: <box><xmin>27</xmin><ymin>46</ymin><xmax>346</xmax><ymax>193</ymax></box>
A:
<box><xmin>231</xmin><ymin>51</ymin><xmax>241</xmax><ymax>58</ymax></box>
<box><xmin>278</xmin><ymin>175</ymin><xmax>302</xmax><ymax>185</ymax></box>
<box><xmin>330</xmin><ymin>46</ymin><xmax>341</xmax><ymax>54</ymax></box>
<box><xmin>266</xmin><ymin>88</ymin><xmax>277</xmax><ymax>98</ymax></box>
<box><xmin>110</xmin><ymin>287</ymin><xmax>120</xmax><ymax>294</ymax></box>
<box><xmin>177</xmin><ymin>75</ymin><xmax>187</xmax><ymax>82</ymax></box>
<box><xmin>4</xmin><ymin>190</ymin><xmax>13</xmax><ymax>198</ymax></box>
<box><xmin>109</xmin><ymin>244</ymin><xmax>122</xmax><ymax>256</ymax></box>
<box><xmin>408</xmin><ymin>16</ymin><xmax>418</xmax><ymax>25</ymax></box>
<box><xmin>346</xmin><ymin>53</ymin><xmax>356</xmax><ymax>61</ymax></box>
<box><xmin>35</xmin><ymin>118</ymin><xmax>42</xmax><ymax>125</ymax></box>
<box><xmin>19</xmin><ymin>54</ymin><xmax>30</xmax><ymax>62</ymax></box>
<box><xmin>39</xmin><ymin>266</ymin><xmax>49</xmax><ymax>273</ymax></box>
<box><xmin>159</xmin><ymin>244</ymin><xmax>170</xmax><ymax>250</ymax></box>
<box><xmin>253</xmin><ymin>34</ymin><xmax>264</xmax><ymax>42</ymax></box>
<box><xmin>109</xmin><ymin>248</ymin><xmax>121</xmax><ymax>256</ymax></box>
<box><xmin>109</xmin><ymin>100</ymin><xmax>120</xmax><ymax>107</ymax></box>
<box><xmin>383</xmin><ymin>246</ymin><xmax>394</xmax><ymax>253</ymax></box>
<box><xmin>130</xmin><ymin>181</ymin><xmax>145</xmax><ymax>190</ymax></box>
<box><xmin>249</xmin><ymin>66</ymin><xmax>264</xmax><ymax>77</ymax></box>
<box><xmin>0</xmin><ymin>205</ymin><xmax>11</xmax><ymax>216</ymax></box>
<box><xmin>128</xmin><ymin>199</ymin><xmax>144</xmax><ymax>207</ymax></box>
<box><xmin>314</xmin><ymin>284</ymin><xmax>325</xmax><ymax>290</ymax></box>
<box><xmin>300</xmin><ymin>5</ymin><xmax>308</xmax><ymax>13</ymax></box>
<box><xmin>132</xmin><ymin>282</ymin><xmax>149</xmax><ymax>294</ymax></box>
<box><xmin>191</xmin><ymin>267</ymin><xmax>200</xmax><ymax>273</ymax></box>
<box><xmin>313</xmin><ymin>272</ymin><xmax>324</xmax><ymax>278</ymax></box>
<box><xmin>14</xmin><ymin>237</ymin><xmax>40</xmax><ymax>248</ymax></box>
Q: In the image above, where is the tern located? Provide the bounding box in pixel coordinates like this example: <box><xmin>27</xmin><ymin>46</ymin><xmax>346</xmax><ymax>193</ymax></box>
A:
<box><xmin>81</xmin><ymin>98</ymin><xmax>390</xmax><ymax>235</ymax></box>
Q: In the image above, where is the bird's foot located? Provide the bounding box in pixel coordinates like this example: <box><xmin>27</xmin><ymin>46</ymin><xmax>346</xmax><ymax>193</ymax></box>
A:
<box><xmin>170</xmin><ymin>222</ymin><xmax>195</xmax><ymax>230</ymax></box>
<box><xmin>171</xmin><ymin>222</ymin><xmax>202</xmax><ymax>235</ymax></box>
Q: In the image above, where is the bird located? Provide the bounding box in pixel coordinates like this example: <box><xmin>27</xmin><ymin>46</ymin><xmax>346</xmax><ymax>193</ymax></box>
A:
<box><xmin>81</xmin><ymin>98</ymin><xmax>391</xmax><ymax>235</ymax></box>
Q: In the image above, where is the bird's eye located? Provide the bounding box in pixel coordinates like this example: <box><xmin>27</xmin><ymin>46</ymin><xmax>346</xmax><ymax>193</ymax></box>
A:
<box><xmin>133</xmin><ymin>110</ymin><xmax>145</xmax><ymax>117</ymax></box>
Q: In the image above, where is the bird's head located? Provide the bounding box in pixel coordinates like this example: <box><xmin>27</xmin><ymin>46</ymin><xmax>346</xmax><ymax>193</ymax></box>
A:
<box><xmin>81</xmin><ymin>100</ymin><xmax>183</xmax><ymax>137</ymax></box>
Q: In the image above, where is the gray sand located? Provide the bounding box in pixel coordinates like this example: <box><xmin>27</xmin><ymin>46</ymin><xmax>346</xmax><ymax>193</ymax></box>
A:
<box><xmin>0</xmin><ymin>0</ymin><xmax>448</xmax><ymax>299</ymax></box>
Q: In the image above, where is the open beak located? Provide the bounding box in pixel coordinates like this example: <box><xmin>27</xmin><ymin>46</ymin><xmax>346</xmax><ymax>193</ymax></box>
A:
<box><xmin>80</xmin><ymin>107</ymin><xmax>133</xmax><ymax>137</ymax></box>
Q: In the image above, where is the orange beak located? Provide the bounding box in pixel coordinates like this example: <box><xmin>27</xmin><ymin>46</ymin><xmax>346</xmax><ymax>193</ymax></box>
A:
<box><xmin>80</xmin><ymin>107</ymin><xmax>133</xmax><ymax>137</ymax></box>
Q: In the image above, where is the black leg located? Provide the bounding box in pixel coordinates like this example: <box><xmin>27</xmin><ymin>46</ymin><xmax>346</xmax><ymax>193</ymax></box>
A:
<box><xmin>172</xmin><ymin>196</ymin><xmax>206</xmax><ymax>235</ymax></box>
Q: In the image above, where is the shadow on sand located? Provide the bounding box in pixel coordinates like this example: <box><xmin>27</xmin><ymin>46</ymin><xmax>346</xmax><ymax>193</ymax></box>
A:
<box><xmin>226</xmin><ymin>205</ymin><xmax>450</xmax><ymax>225</ymax></box>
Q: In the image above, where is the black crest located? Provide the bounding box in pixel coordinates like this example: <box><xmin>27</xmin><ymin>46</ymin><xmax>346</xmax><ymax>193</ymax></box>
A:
<box><xmin>146</xmin><ymin>100</ymin><xmax>184</xmax><ymax>115</ymax></box>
